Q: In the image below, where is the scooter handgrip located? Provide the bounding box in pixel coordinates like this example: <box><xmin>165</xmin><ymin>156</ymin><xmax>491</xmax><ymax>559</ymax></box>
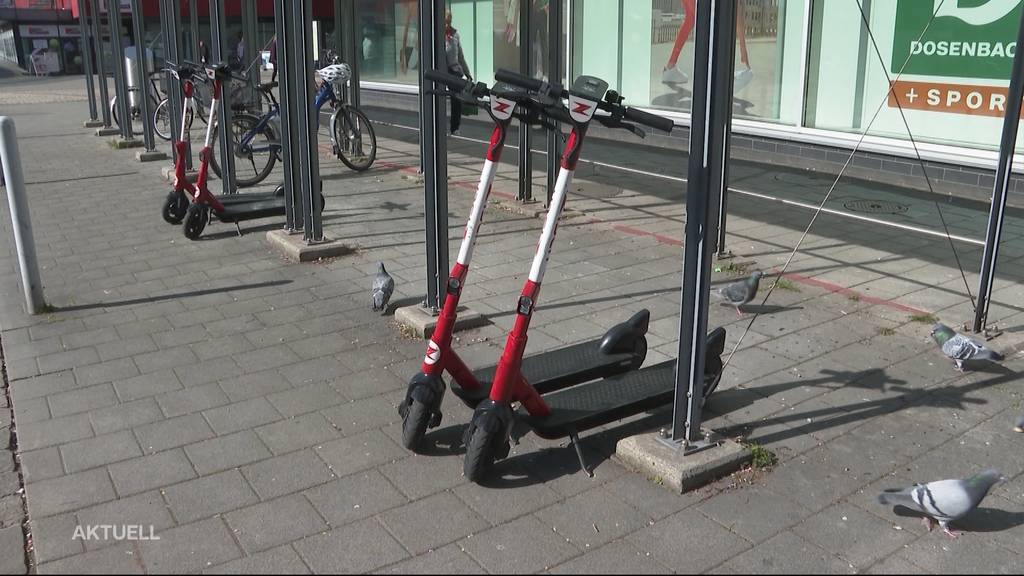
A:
<box><xmin>624</xmin><ymin>107</ymin><xmax>674</xmax><ymax>133</ymax></box>
<box><xmin>494</xmin><ymin>69</ymin><xmax>558</xmax><ymax>95</ymax></box>
<box><xmin>424</xmin><ymin>69</ymin><xmax>470</xmax><ymax>91</ymax></box>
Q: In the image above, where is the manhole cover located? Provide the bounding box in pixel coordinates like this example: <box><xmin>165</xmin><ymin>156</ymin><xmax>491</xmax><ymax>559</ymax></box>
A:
<box><xmin>843</xmin><ymin>199</ymin><xmax>909</xmax><ymax>215</ymax></box>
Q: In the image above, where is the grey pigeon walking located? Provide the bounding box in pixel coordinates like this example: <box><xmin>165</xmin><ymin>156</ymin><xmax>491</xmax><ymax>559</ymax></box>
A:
<box><xmin>1014</xmin><ymin>415</ymin><xmax>1024</xmax><ymax>433</ymax></box>
<box><xmin>714</xmin><ymin>271</ymin><xmax>763</xmax><ymax>316</ymax></box>
<box><xmin>930</xmin><ymin>323</ymin><xmax>1004</xmax><ymax>371</ymax></box>
<box><xmin>371</xmin><ymin>262</ymin><xmax>394</xmax><ymax>314</ymax></box>
<box><xmin>877</xmin><ymin>469</ymin><xmax>1005</xmax><ymax>538</ymax></box>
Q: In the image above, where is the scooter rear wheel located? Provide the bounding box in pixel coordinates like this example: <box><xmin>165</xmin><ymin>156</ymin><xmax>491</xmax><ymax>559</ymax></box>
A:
<box><xmin>400</xmin><ymin>400</ymin><xmax>432</xmax><ymax>451</ymax></box>
<box><xmin>182</xmin><ymin>204</ymin><xmax>209</xmax><ymax>240</ymax></box>
<box><xmin>161</xmin><ymin>191</ymin><xmax>189</xmax><ymax>224</ymax></box>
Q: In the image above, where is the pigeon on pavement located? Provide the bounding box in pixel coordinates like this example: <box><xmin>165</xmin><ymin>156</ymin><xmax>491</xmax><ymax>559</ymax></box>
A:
<box><xmin>371</xmin><ymin>262</ymin><xmax>394</xmax><ymax>314</ymax></box>
<box><xmin>1014</xmin><ymin>415</ymin><xmax>1024</xmax><ymax>433</ymax></box>
<box><xmin>930</xmin><ymin>323</ymin><xmax>1004</xmax><ymax>371</ymax></box>
<box><xmin>877</xmin><ymin>469</ymin><xmax>1005</xmax><ymax>538</ymax></box>
<box><xmin>715</xmin><ymin>271</ymin><xmax>763</xmax><ymax>316</ymax></box>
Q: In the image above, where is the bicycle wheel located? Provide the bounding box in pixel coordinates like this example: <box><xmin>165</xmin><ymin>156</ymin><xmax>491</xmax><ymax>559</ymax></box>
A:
<box><xmin>229</xmin><ymin>113</ymin><xmax>277</xmax><ymax>188</ymax></box>
<box><xmin>334</xmin><ymin>106</ymin><xmax>376</xmax><ymax>171</ymax></box>
<box><xmin>153</xmin><ymin>99</ymin><xmax>172</xmax><ymax>141</ymax></box>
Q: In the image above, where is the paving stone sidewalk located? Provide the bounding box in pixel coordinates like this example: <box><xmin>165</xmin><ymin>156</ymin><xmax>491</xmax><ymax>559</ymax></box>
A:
<box><xmin>0</xmin><ymin>75</ymin><xmax>1023</xmax><ymax>574</ymax></box>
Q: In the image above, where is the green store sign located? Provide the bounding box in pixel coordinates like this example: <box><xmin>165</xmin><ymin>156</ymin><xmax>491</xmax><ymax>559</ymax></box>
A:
<box><xmin>892</xmin><ymin>0</ymin><xmax>1023</xmax><ymax>80</ymax></box>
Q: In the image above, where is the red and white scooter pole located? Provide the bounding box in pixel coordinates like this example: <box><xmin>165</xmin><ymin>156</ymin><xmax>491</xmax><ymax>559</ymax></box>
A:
<box><xmin>487</xmin><ymin>89</ymin><xmax>602</xmax><ymax>416</ymax></box>
<box><xmin>420</xmin><ymin>90</ymin><xmax>517</xmax><ymax>383</ymax></box>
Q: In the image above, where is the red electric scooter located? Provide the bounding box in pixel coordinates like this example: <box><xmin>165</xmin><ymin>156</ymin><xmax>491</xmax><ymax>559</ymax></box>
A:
<box><xmin>459</xmin><ymin>70</ymin><xmax>726</xmax><ymax>482</ymax></box>
<box><xmin>398</xmin><ymin>71</ymin><xmax>651</xmax><ymax>451</ymax></box>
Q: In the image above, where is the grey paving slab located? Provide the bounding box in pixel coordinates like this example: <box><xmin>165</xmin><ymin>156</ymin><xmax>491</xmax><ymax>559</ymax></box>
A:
<box><xmin>113</xmin><ymin>369</ymin><xmax>183</xmax><ymax>403</ymax></box>
<box><xmin>136</xmin><ymin>518</ymin><xmax>242</xmax><ymax>574</ymax></box>
<box><xmin>59</xmin><ymin>430</ymin><xmax>141</xmax><ymax>474</ymax></box>
<box><xmin>162</xmin><ymin>469</ymin><xmax>259</xmax><ymax>525</ymax></box>
<box><xmin>314</xmin><ymin>429</ymin><xmax>407</xmax><ymax>479</ymax></box>
<box><xmin>627</xmin><ymin>507</ymin><xmax>752</xmax><ymax>573</ymax></box>
<box><xmin>224</xmin><ymin>494</ymin><xmax>327</xmax><ymax>554</ymax></box>
<box><xmin>792</xmin><ymin>502</ymin><xmax>918</xmax><ymax>571</ymax></box>
<box><xmin>184</xmin><ymin>430</ymin><xmax>272</xmax><ymax>476</ymax></box>
<box><xmin>254</xmin><ymin>413</ymin><xmax>340</xmax><ymax>455</ymax></box>
<box><xmin>89</xmin><ymin>398</ymin><xmax>164</xmax><ymax>435</ymax></box>
<box><xmin>18</xmin><ymin>412</ymin><xmax>93</xmax><ymax>452</ymax></box>
<box><xmin>75</xmin><ymin>491</ymin><xmax>176</xmax><ymax>551</ymax></box>
<box><xmin>379</xmin><ymin>491</ymin><xmax>490</xmax><ymax>555</ymax></box>
<box><xmin>372</xmin><ymin>543</ymin><xmax>484</xmax><ymax>574</ymax></box>
<box><xmin>134</xmin><ymin>413</ymin><xmax>215</xmax><ymax>454</ymax></box>
<box><xmin>534</xmin><ymin>486</ymin><xmax>650</xmax><ymax>551</ymax></box>
<box><xmin>266</xmin><ymin>382</ymin><xmax>347</xmax><ymax>418</ymax></box>
<box><xmin>27</xmin><ymin>467</ymin><xmax>115</xmax><ymax>518</ymax></box>
<box><xmin>37</xmin><ymin>543</ymin><xmax>143</xmax><ymax>574</ymax></box>
<box><xmin>155</xmin><ymin>383</ymin><xmax>230</xmax><ymax>418</ymax></box>
<box><xmin>293</xmin><ymin>518</ymin><xmax>410</xmax><ymax>574</ymax></box>
<box><xmin>549</xmin><ymin>539</ymin><xmax>671</xmax><ymax>574</ymax></box>
<box><xmin>30</xmin><ymin>513</ymin><xmax>83</xmax><ymax>564</ymax></box>
<box><xmin>461</xmin><ymin>515</ymin><xmax>580</xmax><ymax>574</ymax></box>
<box><xmin>203</xmin><ymin>545</ymin><xmax>311</xmax><ymax>574</ymax></box>
<box><xmin>202</xmin><ymin>397</ymin><xmax>282</xmax><ymax>436</ymax></box>
<box><xmin>108</xmin><ymin>449</ymin><xmax>196</xmax><ymax>497</ymax></box>
<box><xmin>19</xmin><ymin>447</ymin><xmax>63</xmax><ymax>484</ymax></box>
<box><xmin>241</xmin><ymin>449</ymin><xmax>334</xmax><ymax>501</ymax></box>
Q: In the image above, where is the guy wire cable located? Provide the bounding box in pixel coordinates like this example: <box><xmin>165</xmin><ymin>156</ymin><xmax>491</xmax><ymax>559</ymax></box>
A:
<box><xmin>720</xmin><ymin>0</ymin><xmax>948</xmax><ymax>372</ymax></box>
<box><xmin>855</xmin><ymin>0</ymin><xmax>977</xmax><ymax>311</ymax></box>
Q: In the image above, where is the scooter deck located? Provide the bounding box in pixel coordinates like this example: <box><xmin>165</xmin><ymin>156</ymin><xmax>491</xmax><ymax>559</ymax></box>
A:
<box><xmin>519</xmin><ymin>327</ymin><xmax>727</xmax><ymax>440</ymax></box>
<box><xmin>218</xmin><ymin>192</ymin><xmax>281</xmax><ymax>205</ymax></box>
<box><xmin>214</xmin><ymin>198</ymin><xmax>286</xmax><ymax>223</ymax></box>
<box><xmin>452</xmin><ymin>337</ymin><xmax>642</xmax><ymax>407</ymax></box>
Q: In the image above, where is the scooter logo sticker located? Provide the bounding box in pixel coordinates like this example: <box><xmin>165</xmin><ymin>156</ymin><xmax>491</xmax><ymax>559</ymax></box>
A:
<box><xmin>424</xmin><ymin>341</ymin><xmax>441</xmax><ymax>365</ymax></box>
<box><xmin>568</xmin><ymin>95</ymin><xmax>598</xmax><ymax>123</ymax></box>
<box><xmin>491</xmin><ymin>97</ymin><xmax>515</xmax><ymax>121</ymax></box>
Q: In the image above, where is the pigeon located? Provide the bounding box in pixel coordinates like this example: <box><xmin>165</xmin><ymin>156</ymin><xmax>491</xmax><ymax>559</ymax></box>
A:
<box><xmin>1014</xmin><ymin>415</ymin><xmax>1024</xmax><ymax>433</ymax></box>
<box><xmin>930</xmin><ymin>323</ymin><xmax>1004</xmax><ymax>371</ymax></box>
<box><xmin>371</xmin><ymin>262</ymin><xmax>394</xmax><ymax>314</ymax></box>
<box><xmin>877</xmin><ymin>469</ymin><xmax>1005</xmax><ymax>538</ymax></box>
<box><xmin>714</xmin><ymin>271</ymin><xmax>763</xmax><ymax>316</ymax></box>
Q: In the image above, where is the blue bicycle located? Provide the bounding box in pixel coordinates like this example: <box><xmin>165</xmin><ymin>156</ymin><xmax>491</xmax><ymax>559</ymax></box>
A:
<box><xmin>229</xmin><ymin>58</ymin><xmax>377</xmax><ymax>187</ymax></box>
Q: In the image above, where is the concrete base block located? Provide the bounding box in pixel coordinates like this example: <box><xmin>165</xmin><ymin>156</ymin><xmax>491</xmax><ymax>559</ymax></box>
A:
<box><xmin>83</xmin><ymin>120</ymin><xmax>104</xmax><ymax>128</ymax></box>
<box><xmin>161</xmin><ymin>167</ymin><xmax>197</xmax><ymax>183</ymax></box>
<box><xmin>110</xmin><ymin>138</ymin><xmax>144</xmax><ymax>149</ymax></box>
<box><xmin>394</xmin><ymin>304</ymin><xmax>489</xmax><ymax>339</ymax></box>
<box><xmin>136</xmin><ymin>150</ymin><xmax>168</xmax><ymax>162</ymax></box>
<box><xmin>95</xmin><ymin>127</ymin><xmax>120</xmax><ymax>137</ymax></box>
<box><xmin>265</xmin><ymin>229</ymin><xmax>356</xmax><ymax>262</ymax></box>
<box><xmin>615</xmin><ymin>431</ymin><xmax>750</xmax><ymax>494</ymax></box>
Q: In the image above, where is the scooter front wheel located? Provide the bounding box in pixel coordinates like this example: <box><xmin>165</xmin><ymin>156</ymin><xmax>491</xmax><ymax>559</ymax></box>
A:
<box><xmin>161</xmin><ymin>191</ymin><xmax>189</xmax><ymax>224</ymax></box>
<box><xmin>400</xmin><ymin>399</ymin><xmax>432</xmax><ymax>451</ymax></box>
<box><xmin>182</xmin><ymin>204</ymin><xmax>209</xmax><ymax>240</ymax></box>
<box><xmin>463</xmin><ymin>423</ymin><xmax>503</xmax><ymax>483</ymax></box>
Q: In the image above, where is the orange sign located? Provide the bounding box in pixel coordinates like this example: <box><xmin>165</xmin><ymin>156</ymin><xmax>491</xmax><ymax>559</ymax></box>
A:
<box><xmin>888</xmin><ymin>80</ymin><xmax>1019</xmax><ymax>117</ymax></box>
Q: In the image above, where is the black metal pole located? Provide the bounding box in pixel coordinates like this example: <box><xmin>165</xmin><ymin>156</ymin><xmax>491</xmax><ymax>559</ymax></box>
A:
<box><xmin>671</xmin><ymin>0</ymin><xmax>735</xmax><ymax>446</ymax></box>
<box><xmin>545</xmin><ymin>0</ymin><xmax>562</xmax><ymax>206</ymax></box>
<box><xmin>517</xmin><ymin>0</ymin><xmax>532</xmax><ymax>203</ymax></box>
<box><xmin>419</xmin><ymin>0</ymin><xmax>449</xmax><ymax>311</ymax></box>
<box><xmin>164</xmin><ymin>0</ymin><xmax>189</xmax><ymax>169</ymax></box>
<box><xmin>209</xmin><ymin>0</ymin><xmax>237</xmax><ymax>195</ymax></box>
<box><xmin>274</xmin><ymin>0</ymin><xmax>300</xmax><ymax>232</ymax></box>
<box><xmin>129</xmin><ymin>0</ymin><xmax>155</xmax><ymax>151</ymax></box>
<box><xmin>91</xmin><ymin>0</ymin><xmax>112</xmax><ymax>128</ymax></box>
<box><xmin>294</xmin><ymin>0</ymin><xmax>322</xmax><ymax>242</ymax></box>
<box><xmin>107</xmin><ymin>0</ymin><xmax>133</xmax><ymax>140</ymax></box>
<box><xmin>189</xmin><ymin>0</ymin><xmax>200</xmax><ymax>62</ymax></box>
<box><xmin>714</xmin><ymin>8</ymin><xmax>738</xmax><ymax>257</ymax></box>
<box><xmin>975</xmin><ymin>8</ymin><xmax>1024</xmax><ymax>332</ymax></box>
<box><xmin>79</xmin><ymin>0</ymin><xmax>99</xmax><ymax>122</ymax></box>
<box><xmin>344</xmin><ymin>0</ymin><xmax>361</xmax><ymax>109</ymax></box>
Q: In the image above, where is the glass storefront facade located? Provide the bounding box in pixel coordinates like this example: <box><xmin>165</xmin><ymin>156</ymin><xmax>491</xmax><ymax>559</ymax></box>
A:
<box><xmin>349</xmin><ymin>0</ymin><xmax>1024</xmax><ymax>161</ymax></box>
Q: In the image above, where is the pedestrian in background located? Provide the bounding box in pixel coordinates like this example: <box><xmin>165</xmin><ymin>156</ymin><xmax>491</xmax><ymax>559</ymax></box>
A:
<box><xmin>444</xmin><ymin>10</ymin><xmax>472</xmax><ymax>135</ymax></box>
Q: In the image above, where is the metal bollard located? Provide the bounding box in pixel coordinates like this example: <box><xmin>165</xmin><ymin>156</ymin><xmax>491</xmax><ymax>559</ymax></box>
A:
<box><xmin>0</xmin><ymin>117</ymin><xmax>46</xmax><ymax>315</ymax></box>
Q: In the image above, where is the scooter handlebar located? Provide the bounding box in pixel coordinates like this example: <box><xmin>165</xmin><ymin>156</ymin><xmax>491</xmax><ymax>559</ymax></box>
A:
<box><xmin>494</xmin><ymin>69</ymin><xmax>566</xmax><ymax>98</ymax></box>
<box><xmin>623</xmin><ymin>107</ymin><xmax>675</xmax><ymax>133</ymax></box>
<box><xmin>424</xmin><ymin>69</ymin><xmax>471</xmax><ymax>92</ymax></box>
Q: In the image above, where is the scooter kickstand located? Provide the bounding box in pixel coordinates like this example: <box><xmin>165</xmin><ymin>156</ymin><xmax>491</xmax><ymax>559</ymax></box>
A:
<box><xmin>567</xmin><ymin>429</ymin><xmax>593</xmax><ymax>478</ymax></box>
<box><xmin>234</xmin><ymin>222</ymin><xmax>243</xmax><ymax>237</ymax></box>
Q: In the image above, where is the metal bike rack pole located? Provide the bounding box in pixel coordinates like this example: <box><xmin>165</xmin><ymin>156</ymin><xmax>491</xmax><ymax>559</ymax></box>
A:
<box><xmin>714</xmin><ymin>8</ymin><xmax>737</xmax><ymax>257</ymax></box>
<box><xmin>78</xmin><ymin>0</ymin><xmax>99</xmax><ymax>122</ymax></box>
<box><xmin>545</xmin><ymin>0</ymin><xmax>563</xmax><ymax>206</ymax></box>
<box><xmin>670</xmin><ymin>0</ymin><xmax>735</xmax><ymax>449</ymax></box>
<box><xmin>974</xmin><ymin>6</ymin><xmax>1024</xmax><ymax>333</ymax></box>
<box><xmin>274</xmin><ymin>0</ymin><xmax>301</xmax><ymax>232</ymax></box>
<box><xmin>418</xmin><ymin>0</ymin><xmax>449</xmax><ymax>311</ymax></box>
<box><xmin>341</xmin><ymin>0</ymin><xmax>361</xmax><ymax>109</ymax></box>
<box><xmin>107</xmin><ymin>0</ymin><xmax>134</xmax><ymax>141</ymax></box>
<box><xmin>242</xmin><ymin>0</ymin><xmax>259</xmax><ymax>111</ymax></box>
<box><xmin>292</xmin><ymin>0</ymin><xmax>323</xmax><ymax>242</ymax></box>
<box><xmin>129</xmin><ymin>0</ymin><xmax>155</xmax><ymax>151</ymax></box>
<box><xmin>209</xmin><ymin>0</ymin><xmax>237</xmax><ymax>195</ymax></box>
<box><xmin>0</xmin><ymin>118</ymin><xmax>46</xmax><ymax>315</ymax></box>
<box><xmin>90</xmin><ymin>0</ymin><xmax>112</xmax><ymax>128</ymax></box>
<box><xmin>517</xmin><ymin>0</ymin><xmax>532</xmax><ymax>203</ymax></box>
<box><xmin>189</xmin><ymin>0</ymin><xmax>200</xmax><ymax>62</ymax></box>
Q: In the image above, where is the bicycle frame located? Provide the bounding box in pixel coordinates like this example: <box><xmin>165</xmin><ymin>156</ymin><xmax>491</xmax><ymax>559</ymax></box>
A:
<box><xmin>237</xmin><ymin>80</ymin><xmax>336</xmax><ymax>156</ymax></box>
